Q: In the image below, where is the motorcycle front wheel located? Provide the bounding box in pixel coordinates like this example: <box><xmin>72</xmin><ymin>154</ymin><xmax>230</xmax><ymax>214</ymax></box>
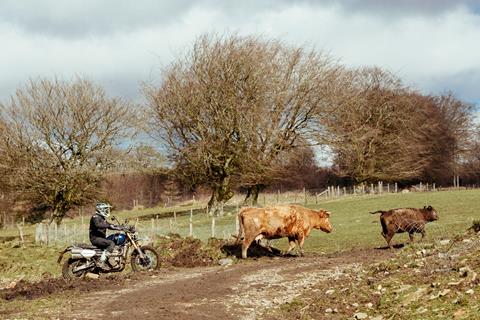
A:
<box><xmin>62</xmin><ymin>258</ymin><xmax>89</xmax><ymax>280</ymax></box>
<box><xmin>131</xmin><ymin>245</ymin><xmax>160</xmax><ymax>272</ymax></box>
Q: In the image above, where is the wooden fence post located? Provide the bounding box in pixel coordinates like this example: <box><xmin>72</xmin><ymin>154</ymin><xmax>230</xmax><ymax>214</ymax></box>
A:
<box><xmin>211</xmin><ymin>217</ymin><xmax>216</xmax><ymax>238</ymax></box>
<box><xmin>189</xmin><ymin>209</ymin><xmax>193</xmax><ymax>237</ymax></box>
<box><xmin>304</xmin><ymin>188</ymin><xmax>307</xmax><ymax>205</ymax></box>
<box><xmin>343</xmin><ymin>187</ymin><xmax>346</xmax><ymax>196</ymax></box>
<box><xmin>151</xmin><ymin>218</ymin><xmax>155</xmax><ymax>238</ymax></box>
<box><xmin>395</xmin><ymin>182</ymin><xmax>398</xmax><ymax>193</ymax></box>
<box><xmin>235</xmin><ymin>213</ymin><xmax>239</xmax><ymax>236</ymax></box>
<box><xmin>46</xmin><ymin>223</ymin><xmax>50</xmax><ymax>246</ymax></box>
<box><xmin>277</xmin><ymin>190</ymin><xmax>280</xmax><ymax>203</ymax></box>
<box><xmin>17</xmin><ymin>224</ymin><xmax>25</xmax><ymax>248</ymax></box>
<box><xmin>433</xmin><ymin>183</ymin><xmax>436</xmax><ymax>191</ymax></box>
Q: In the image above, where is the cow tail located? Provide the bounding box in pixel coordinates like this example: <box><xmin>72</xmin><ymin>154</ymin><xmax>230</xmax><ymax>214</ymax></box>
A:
<box><xmin>370</xmin><ymin>210</ymin><xmax>385</xmax><ymax>215</ymax></box>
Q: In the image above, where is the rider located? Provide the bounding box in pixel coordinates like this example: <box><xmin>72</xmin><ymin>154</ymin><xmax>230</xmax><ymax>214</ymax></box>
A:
<box><xmin>89</xmin><ymin>202</ymin><xmax>123</xmax><ymax>269</ymax></box>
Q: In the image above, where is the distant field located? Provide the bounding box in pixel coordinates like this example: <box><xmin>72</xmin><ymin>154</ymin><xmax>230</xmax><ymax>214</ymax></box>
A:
<box><xmin>0</xmin><ymin>189</ymin><xmax>478</xmax><ymax>282</ymax></box>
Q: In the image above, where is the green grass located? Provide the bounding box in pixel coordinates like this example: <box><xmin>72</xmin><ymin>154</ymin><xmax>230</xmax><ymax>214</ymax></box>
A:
<box><xmin>1</xmin><ymin>189</ymin><xmax>479</xmax><ymax>282</ymax></box>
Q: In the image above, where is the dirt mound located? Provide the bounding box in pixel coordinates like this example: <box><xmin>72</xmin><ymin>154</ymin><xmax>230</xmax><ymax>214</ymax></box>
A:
<box><xmin>155</xmin><ymin>234</ymin><xmax>227</xmax><ymax>268</ymax></box>
<box><xmin>0</xmin><ymin>275</ymin><xmax>127</xmax><ymax>301</ymax></box>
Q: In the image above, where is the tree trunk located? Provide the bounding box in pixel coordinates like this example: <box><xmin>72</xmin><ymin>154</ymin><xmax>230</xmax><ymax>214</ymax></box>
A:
<box><xmin>207</xmin><ymin>176</ymin><xmax>234</xmax><ymax>216</ymax></box>
<box><xmin>243</xmin><ymin>184</ymin><xmax>263</xmax><ymax>207</ymax></box>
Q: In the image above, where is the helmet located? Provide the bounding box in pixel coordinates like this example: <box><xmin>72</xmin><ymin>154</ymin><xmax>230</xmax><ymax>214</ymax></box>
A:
<box><xmin>95</xmin><ymin>202</ymin><xmax>112</xmax><ymax>218</ymax></box>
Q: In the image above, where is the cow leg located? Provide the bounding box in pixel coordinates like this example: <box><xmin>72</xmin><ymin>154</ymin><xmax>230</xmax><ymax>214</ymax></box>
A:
<box><xmin>420</xmin><ymin>229</ymin><xmax>426</xmax><ymax>239</ymax></box>
<box><xmin>385</xmin><ymin>232</ymin><xmax>394</xmax><ymax>249</ymax></box>
<box><xmin>285</xmin><ymin>236</ymin><xmax>296</xmax><ymax>255</ymax></box>
<box><xmin>297</xmin><ymin>235</ymin><xmax>306</xmax><ymax>256</ymax></box>
<box><xmin>241</xmin><ymin>236</ymin><xmax>256</xmax><ymax>259</ymax></box>
<box><xmin>408</xmin><ymin>232</ymin><xmax>414</xmax><ymax>243</ymax></box>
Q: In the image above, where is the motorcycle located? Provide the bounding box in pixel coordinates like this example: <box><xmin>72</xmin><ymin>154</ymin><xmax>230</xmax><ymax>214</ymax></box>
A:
<box><xmin>58</xmin><ymin>216</ymin><xmax>159</xmax><ymax>280</ymax></box>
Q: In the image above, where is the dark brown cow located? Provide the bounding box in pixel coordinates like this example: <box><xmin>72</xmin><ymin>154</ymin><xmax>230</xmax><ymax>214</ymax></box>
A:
<box><xmin>371</xmin><ymin>205</ymin><xmax>439</xmax><ymax>248</ymax></box>
<box><xmin>238</xmin><ymin>205</ymin><xmax>333</xmax><ymax>258</ymax></box>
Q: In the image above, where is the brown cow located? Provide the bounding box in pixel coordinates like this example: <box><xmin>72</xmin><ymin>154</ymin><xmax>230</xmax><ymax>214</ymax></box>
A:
<box><xmin>371</xmin><ymin>205</ymin><xmax>439</xmax><ymax>249</ymax></box>
<box><xmin>238</xmin><ymin>205</ymin><xmax>333</xmax><ymax>259</ymax></box>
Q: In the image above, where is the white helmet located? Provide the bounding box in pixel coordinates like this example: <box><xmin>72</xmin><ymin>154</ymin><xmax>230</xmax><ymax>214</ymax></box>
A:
<box><xmin>95</xmin><ymin>202</ymin><xmax>112</xmax><ymax>218</ymax></box>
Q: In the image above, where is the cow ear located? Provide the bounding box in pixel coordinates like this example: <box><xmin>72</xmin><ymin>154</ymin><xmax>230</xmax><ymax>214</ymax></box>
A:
<box><xmin>324</xmin><ymin>210</ymin><xmax>331</xmax><ymax>217</ymax></box>
<box><xmin>423</xmin><ymin>206</ymin><xmax>427</xmax><ymax>210</ymax></box>
<box><xmin>427</xmin><ymin>205</ymin><xmax>432</xmax><ymax>210</ymax></box>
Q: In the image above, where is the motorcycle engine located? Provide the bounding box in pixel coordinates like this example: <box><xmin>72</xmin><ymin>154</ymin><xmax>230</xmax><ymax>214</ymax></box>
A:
<box><xmin>108</xmin><ymin>256</ymin><xmax>121</xmax><ymax>267</ymax></box>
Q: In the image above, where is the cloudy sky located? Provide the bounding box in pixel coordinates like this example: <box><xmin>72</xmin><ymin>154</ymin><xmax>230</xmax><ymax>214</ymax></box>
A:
<box><xmin>1</xmin><ymin>0</ymin><xmax>479</xmax><ymax>107</ymax></box>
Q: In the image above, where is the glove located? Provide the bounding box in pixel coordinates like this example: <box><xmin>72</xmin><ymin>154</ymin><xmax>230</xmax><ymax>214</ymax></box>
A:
<box><xmin>110</xmin><ymin>224</ymin><xmax>123</xmax><ymax>231</ymax></box>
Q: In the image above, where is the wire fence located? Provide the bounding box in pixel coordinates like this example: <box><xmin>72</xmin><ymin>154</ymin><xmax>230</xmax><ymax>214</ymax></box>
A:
<box><xmin>3</xmin><ymin>182</ymin><xmax>478</xmax><ymax>247</ymax></box>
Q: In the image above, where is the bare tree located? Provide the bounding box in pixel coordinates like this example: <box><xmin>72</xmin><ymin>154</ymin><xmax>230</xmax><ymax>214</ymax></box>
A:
<box><xmin>144</xmin><ymin>34</ymin><xmax>282</xmax><ymax>215</ymax></box>
<box><xmin>145</xmin><ymin>34</ymin><xmax>342</xmax><ymax>212</ymax></box>
<box><xmin>238</xmin><ymin>46</ymin><xmax>342</xmax><ymax>205</ymax></box>
<box><xmin>322</xmin><ymin>67</ymin><xmax>431</xmax><ymax>183</ymax></box>
<box><xmin>0</xmin><ymin>78</ymin><xmax>134</xmax><ymax>224</ymax></box>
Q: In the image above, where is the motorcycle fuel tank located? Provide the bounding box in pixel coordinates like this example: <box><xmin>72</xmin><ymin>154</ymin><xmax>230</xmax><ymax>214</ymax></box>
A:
<box><xmin>107</xmin><ymin>233</ymin><xmax>127</xmax><ymax>245</ymax></box>
<box><xmin>71</xmin><ymin>248</ymin><xmax>96</xmax><ymax>259</ymax></box>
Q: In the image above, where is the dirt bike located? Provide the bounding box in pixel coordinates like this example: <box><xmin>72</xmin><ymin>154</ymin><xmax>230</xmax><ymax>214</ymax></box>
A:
<box><xmin>58</xmin><ymin>216</ymin><xmax>159</xmax><ymax>280</ymax></box>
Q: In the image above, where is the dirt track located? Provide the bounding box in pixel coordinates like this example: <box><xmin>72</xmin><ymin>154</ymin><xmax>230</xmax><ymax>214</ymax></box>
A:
<box><xmin>66</xmin><ymin>248</ymin><xmax>393</xmax><ymax>320</ymax></box>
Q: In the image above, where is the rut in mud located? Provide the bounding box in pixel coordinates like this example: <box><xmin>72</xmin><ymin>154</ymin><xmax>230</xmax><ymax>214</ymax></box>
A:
<box><xmin>63</xmin><ymin>248</ymin><xmax>392</xmax><ymax>320</ymax></box>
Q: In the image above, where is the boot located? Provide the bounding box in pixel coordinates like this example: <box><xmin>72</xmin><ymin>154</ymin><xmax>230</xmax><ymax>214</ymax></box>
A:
<box><xmin>97</xmin><ymin>250</ymin><xmax>110</xmax><ymax>270</ymax></box>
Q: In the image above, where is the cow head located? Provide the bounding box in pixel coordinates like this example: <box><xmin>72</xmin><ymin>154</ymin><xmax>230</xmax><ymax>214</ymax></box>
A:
<box><xmin>315</xmin><ymin>209</ymin><xmax>333</xmax><ymax>233</ymax></box>
<box><xmin>423</xmin><ymin>205</ymin><xmax>439</xmax><ymax>221</ymax></box>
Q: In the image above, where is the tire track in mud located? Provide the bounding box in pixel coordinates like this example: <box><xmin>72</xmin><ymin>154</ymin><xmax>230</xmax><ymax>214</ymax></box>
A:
<box><xmin>68</xmin><ymin>249</ymin><xmax>392</xmax><ymax>320</ymax></box>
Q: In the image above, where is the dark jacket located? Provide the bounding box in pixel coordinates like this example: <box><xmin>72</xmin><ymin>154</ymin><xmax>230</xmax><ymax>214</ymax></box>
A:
<box><xmin>89</xmin><ymin>214</ymin><xmax>120</xmax><ymax>240</ymax></box>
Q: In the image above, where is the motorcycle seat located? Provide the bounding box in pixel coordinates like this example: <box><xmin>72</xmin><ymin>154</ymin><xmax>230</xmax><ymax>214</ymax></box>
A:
<box><xmin>74</xmin><ymin>243</ymin><xmax>99</xmax><ymax>250</ymax></box>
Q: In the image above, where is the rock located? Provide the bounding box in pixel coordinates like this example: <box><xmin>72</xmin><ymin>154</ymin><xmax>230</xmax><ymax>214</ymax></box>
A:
<box><xmin>325</xmin><ymin>308</ymin><xmax>333</xmax><ymax>313</ymax></box>
<box><xmin>218</xmin><ymin>258</ymin><xmax>233</xmax><ymax>266</ymax></box>
<box><xmin>466</xmin><ymin>289</ymin><xmax>474</xmax><ymax>295</ymax></box>
<box><xmin>416</xmin><ymin>307</ymin><xmax>428</xmax><ymax>314</ymax></box>
<box><xmin>352</xmin><ymin>302</ymin><xmax>359</xmax><ymax>307</ymax></box>
<box><xmin>365</xmin><ymin>302</ymin><xmax>373</xmax><ymax>308</ymax></box>
<box><xmin>353</xmin><ymin>312</ymin><xmax>368</xmax><ymax>319</ymax></box>
<box><xmin>439</xmin><ymin>239</ymin><xmax>450</xmax><ymax>245</ymax></box>
<box><xmin>370</xmin><ymin>316</ymin><xmax>383</xmax><ymax>320</ymax></box>
<box><xmin>403</xmin><ymin>287</ymin><xmax>427</xmax><ymax>305</ymax></box>
<box><xmin>85</xmin><ymin>272</ymin><xmax>99</xmax><ymax>279</ymax></box>
<box><xmin>325</xmin><ymin>289</ymin><xmax>335</xmax><ymax>295</ymax></box>
<box><xmin>462</xmin><ymin>239</ymin><xmax>472</xmax><ymax>243</ymax></box>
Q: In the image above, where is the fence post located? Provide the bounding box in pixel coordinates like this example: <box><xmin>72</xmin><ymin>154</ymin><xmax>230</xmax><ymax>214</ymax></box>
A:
<box><xmin>35</xmin><ymin>224</ymin><xmax>41</xmax><ymax>244</ymax></box>
<box><xmin>211</xmin><ymin>217</ymin><xmax>216</xmax><ymax>238</ymax></box>
<box><xmin>304</xmin><ymin>187</ymin><xmax>307</xmax><ymax>205</ymax></box>
<box><xmin>370</xmin><ymin>183</ymin><xmax>374</xmax><ymax>194</ymax></box>
<box><xmin>189</xmin><ymin>209</ymin><xmax>193</xmax><ymax>237</ymax></box>
<box><xmin>343</xmin><ymin>187</ymin><xmax>346</xmax><ymax>196</ymax></box>
<box><xmin>277</xmin><ymin>190</ymin><xmax>280</xmax><ymax>203</ymax></box>
<box><xmin>235</xmin><ymin>212</ymin><xmax>239</xmax><ymax>236</ymax></box>
<box><xmin>17</xmin><ymin>224</ymin><xmax>25</xmax><ymax>248</ymax></box>
<box><xmin>81</xmin><ymin>212</ymin><xmax>86</xmax><ymax>243</ymax></box>
<box><xmin>46</xmin><ymin>223</ymin><xmax>50</xmax><ymax>246</ymax></box>
<box><xmin>315</xmin><ymin>193</ymin><xmax>318</xmax><ymax>204</ymax></box>
<box><xmin>395</xmin><ymin>182</ymin><xmax>398</xmax><ymax>193</ymax></box>
<box><xmin>433</xmin><ymin>183</ymin><xmax>436</xmax><ymax>191</ymax></box>
<box><xmin>387</xmin><ymin>184</ymin><xmax>390</xmax><ymax>193</ymax></box>
<box><xmin>151</xmin><ymin>218</ymin><xmax>155</xmax><ymax>238</ymax></box>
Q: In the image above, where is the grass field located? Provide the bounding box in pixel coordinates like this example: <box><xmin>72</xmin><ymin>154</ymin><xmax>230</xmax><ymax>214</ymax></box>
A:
<box><xmin>0</xmin><ymin>189</ymin><xmax>479</xmax><ymax>283</ymax></box>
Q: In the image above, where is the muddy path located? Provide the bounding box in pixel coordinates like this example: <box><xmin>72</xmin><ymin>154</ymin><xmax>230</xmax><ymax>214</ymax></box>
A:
<box><xmin>66</xmin><ymin>248</ymin><xmax>393</xmax><ymax>320</ymax></box>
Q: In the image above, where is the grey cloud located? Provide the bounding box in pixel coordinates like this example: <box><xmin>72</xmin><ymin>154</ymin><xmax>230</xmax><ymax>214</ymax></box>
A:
<box><xmin>0</xmin><ymin>0</ymin><xmax>195</xmax><ymax>38</ymax></box>
<box><xmin>324</xmin><ymin>0</ymin><xmax>480</xmax><ymax>17</ymax></box>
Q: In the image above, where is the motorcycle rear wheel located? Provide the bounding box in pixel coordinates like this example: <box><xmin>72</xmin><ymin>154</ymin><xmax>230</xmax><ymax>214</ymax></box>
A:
<box><xmin>62</xmin><ymin>258</ymin><xmax>89</xmax><ymax>280</ymax></box>
<box><xmin>131</xmin><ymin>245</ymin><xmax>160</xmax><ymax>272</ymax></box>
